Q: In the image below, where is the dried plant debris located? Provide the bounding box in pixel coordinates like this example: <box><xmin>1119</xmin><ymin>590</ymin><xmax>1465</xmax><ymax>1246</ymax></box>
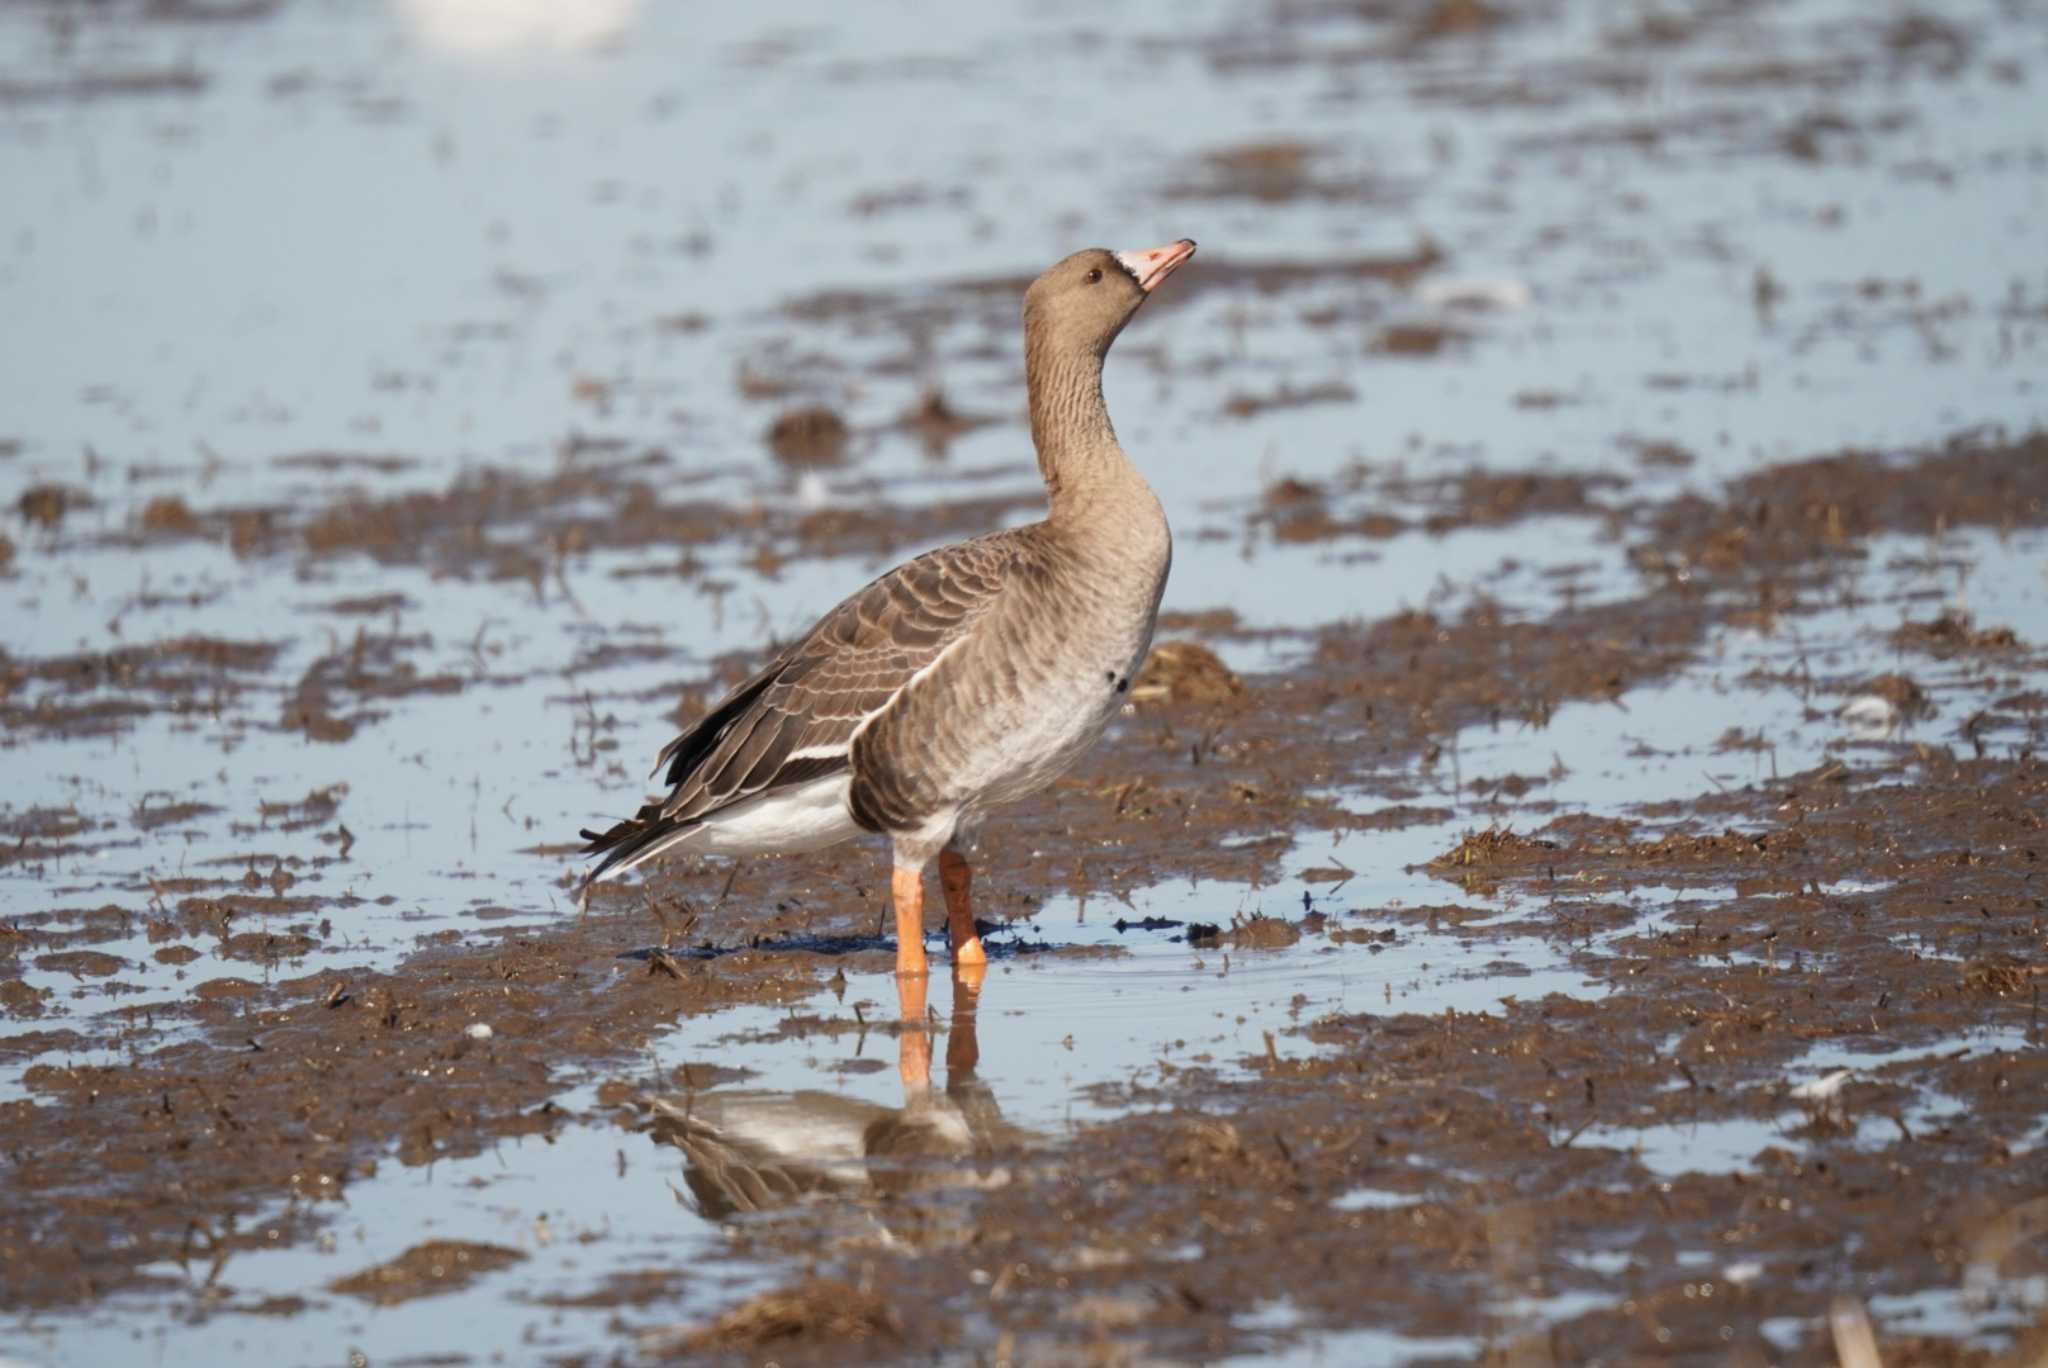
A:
<box><xmin>328</xmin><ymin>1240</ymin><xmax>526</xmax><ymax>1306</ymax></box>
<box><xmin>1889</xmin><ymin>610</ymin><xmax>2021</xmax><ymax>656</ymax></box>
<box><xmin>1129</xmin><ymin>641</ymin><xmax>1245</xmax><ymax>706</ymax></box>
<box><xmin>647</xmin><ymin>1278</ymin><xmax>905</xmax><ymax>1355</ymax></box>
<box><xmin>766</xmin><ymin>406</ymin><xmax>852</xmax><ymax>467</ymax></box>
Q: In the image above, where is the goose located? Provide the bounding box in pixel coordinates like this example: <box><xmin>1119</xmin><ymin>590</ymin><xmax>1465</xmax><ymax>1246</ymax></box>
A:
<box><xmin>578</xmin><ymin>238</ymin><xmax>1196</xmax><ymax>978</ymax></box>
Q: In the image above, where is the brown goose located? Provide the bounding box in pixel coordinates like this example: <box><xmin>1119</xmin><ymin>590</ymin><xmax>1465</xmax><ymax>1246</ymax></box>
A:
<box><xmin>578</xmin><ymin>238</ymin><xmax>1196</xmax><ymax>977</ymax></box>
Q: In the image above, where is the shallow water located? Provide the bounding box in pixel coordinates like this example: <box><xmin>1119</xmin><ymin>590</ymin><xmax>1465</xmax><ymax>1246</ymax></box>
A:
<box><xmin>4</xmin><ymin>0</ymin><xmax>2048</xmax><ymax>1363</ymax></box>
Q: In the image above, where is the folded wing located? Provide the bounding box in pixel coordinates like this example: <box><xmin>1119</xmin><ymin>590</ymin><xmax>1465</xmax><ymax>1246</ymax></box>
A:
<box><xmin>578</xmin><ymin>534</ymin><xmax>1020</xmax><ymax>885</ymax></box>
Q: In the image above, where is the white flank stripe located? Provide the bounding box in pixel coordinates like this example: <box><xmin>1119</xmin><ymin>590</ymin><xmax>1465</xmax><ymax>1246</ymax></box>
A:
<box><xmin>785</xmin><ymin>744</ymin><xmax>849</xmax><ymax>762</ymax></box>
<box><xmin>846</xmin><ymin>631</ymin><xmax>974</xmax><ymax>748</ymax></box>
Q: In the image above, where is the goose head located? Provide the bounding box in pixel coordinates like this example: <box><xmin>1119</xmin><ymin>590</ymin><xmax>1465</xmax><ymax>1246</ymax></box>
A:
<box><xmin>1024</xmin><ymin>238</ymin><xmax>1196</xmax><ymax>360</ymax></box>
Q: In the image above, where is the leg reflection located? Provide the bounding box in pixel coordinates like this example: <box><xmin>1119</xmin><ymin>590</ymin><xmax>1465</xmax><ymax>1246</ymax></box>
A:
<box><xmin>896</xmin><ymin>970</ymin><xmax>932</xmax><ymax>1093</ymax></box>
<box><xmin>946</xmin><ymin>962</ymin><xmax>983</xmax><ymax>1082</ymax></box>
<box><xmin>645</xmin><ymin>957</ymin><xmax>1018</xmax><ymax>1231</ymax></box>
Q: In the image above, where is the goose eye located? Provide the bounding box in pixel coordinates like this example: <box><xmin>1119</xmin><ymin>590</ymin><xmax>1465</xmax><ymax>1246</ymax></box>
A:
<box><xmin>1085</xmin><ymin>267</ymin><xmax>1102</xmax><ymax>284</ymax></box>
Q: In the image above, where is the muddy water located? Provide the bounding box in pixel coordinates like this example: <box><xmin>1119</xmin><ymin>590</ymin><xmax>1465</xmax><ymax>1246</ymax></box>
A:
<box><xmin>4</xmin><ymin>1</ymin><xmax>2048</xmax><ymax>1365</ymax></box>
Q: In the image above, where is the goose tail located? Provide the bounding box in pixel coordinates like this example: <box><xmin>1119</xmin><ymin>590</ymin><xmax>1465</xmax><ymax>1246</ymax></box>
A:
<box><xmin>575</xmin><ymin>805</ymin><xmax>698</xmax><ymax>909</ymax></box>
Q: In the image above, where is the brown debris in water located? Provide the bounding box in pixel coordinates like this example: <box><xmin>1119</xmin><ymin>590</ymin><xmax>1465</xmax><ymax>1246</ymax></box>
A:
<box><xmin>1410</xmin><ymin>0</ymin><xmax>1507</xmax><ymax>43</ymax></box>
<box><xmin>535</xmin><ymin>1267</ymin><xmax>689</xmax><ymax>1309</ymax></box>
<box><xmin>1193</xmin><ymin>140</ymin><xmax>1315</xmax><ymax>200</ymax></box>
<box><xmin>1188</xmin><ymin>240</ymin><xmax>1446</xmax><ymax>297</ymax></box>
<box><xmin>139</xmin><ymin>496</ymin><xmax>200</xmax><ymax>535</ymax></box>
<box><xmin>1430</xmin><ymin>826</ymin><xmax>1557</xmax><ymax>870</ymax></box>
<box><xmin>33</xmin><ymin>950</ymin><xmax>128</xmax><ymax>979</ymax></box>
<box><xmin>0</xmin><ymin>635</ymin><xmax>283</xmax><ymax>740</ymax></box>
<box><xmin>1168</xmin><ymin>139</ymin><xmax>1399</xmax><ymax>204</ymax></box>
<box><xmin>661</xmin><ymin>1277</ymin><xmax>903</xmax><ymax>1354</ymax></box>
<box><xmin>1227</xmin><ymin>914</ymin><xmax>1301</xmax><ymax>950</ymax></box>
<box><xmin>1444</xmin><ymin>469</ymin><xmax>1618</xmax><ymax>525</ymax></box>
<box><xmin>1890</xmin><ymin>610</ymin><xmax>2020</xmax><ymax>656</ymax></box>
<box><xmin>1130</xmin><ymin>641</ymin><xmax>1244</xmax><ymax>705</ymax></box>
<box><xmin>1262</xmin><ymin>477</ymin><xmax>1323</xmax><ymax>506</ymax></box>
<box><xmin>1371</xmin><ymin>322</ymin><xmax>1470</xmax><ymax>356</ymax></box>
<box><xmin>1862</xmin><ymin>672</ymin><xmax>1929</xmax><ymax>714</ymax></box>
<box><xmin>766</xmin><ymin>405</ymin><xmax>852</xmax><ymax>467</ymax></box>
<box><xmin>328</xmin><ymin>1239</ymin><xmax>526</xmax><ymax>1306</ymax></box>
<box><xmin>1619</xmin><ymin>436</ymin><xmax>1697</xmax><ymax>469</ymax></box>
<box><xmin>281</xmin><ymin>629</ymin><xmax>462</xmax><ymax>743</ymax></box>
<box><xmin>16</xmin><ymin>485</ymin><xmax>85</xmax><ymax>527</ymax></box>
<box><xmin>274</xmin><ymin>449</ymin><xmax>419</xmax><ymax>476</ymax></box>
<box><xmin>1222</xmin><ymin>380</ymin><xmax>1356</xmax><ymax>417</ymax></box>
<box><xmin>0</xmin><ymin>67</ymin><xmax>210</xmax><ymax>103</ymax></box>
<box><xmin>895</xmin><ymin>388</ymin><xmax>995</xmax><ymax>455</ymax></box>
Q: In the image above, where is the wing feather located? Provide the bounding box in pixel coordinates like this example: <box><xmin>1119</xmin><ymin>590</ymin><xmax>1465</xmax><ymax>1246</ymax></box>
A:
<box><xmin>638</xmin><ymin>532</ymin><xmax>1023</xmax><ymax>831</ymax></box>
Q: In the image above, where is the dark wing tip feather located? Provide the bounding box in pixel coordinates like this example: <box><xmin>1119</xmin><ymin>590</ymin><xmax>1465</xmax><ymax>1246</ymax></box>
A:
<box><xmin>578</xmin><ymin>820</ymin><xmax>634</xmax><ymax>855</ymax></box>
<box><xmin>575</xmin><ymin>797</ymin><xmax>691</xmax><ymax>895</ymax></box>
<box><xmin>659</xmin><ymin>669</ymin><xmax>781</xmax><ymax>787</ymax></box>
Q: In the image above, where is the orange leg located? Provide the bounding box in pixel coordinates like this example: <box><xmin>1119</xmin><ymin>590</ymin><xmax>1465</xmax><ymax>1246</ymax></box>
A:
<box><xmin>896</xmin><ymin>971</ymin><xmax>931</xmax><ymax>1090</ymax></box>
<box><xmin>938</xmin><ymin>847</ymin><xmax>986</xmax><ymax>966</ymax></box>
<box><xmin>891</xmin><ymin>865</ymin><xmax>929</xmax><ymax>979</ymax></box>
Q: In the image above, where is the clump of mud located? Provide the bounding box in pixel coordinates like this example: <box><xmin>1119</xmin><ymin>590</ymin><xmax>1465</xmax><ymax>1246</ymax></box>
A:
<box><xmin>329</xmin><ymin>1240</ymin><xmax>526</xmax><ymax>1306</ymax></box>
<box><xmin>647</xmin><ymin>1278</ymin><xmax>907</xmax><ymax>1355</ymax></box>
<box><xmin>1891</xmin><ymin>609</ymin><xmax>2020</xmax><ymax>656</ymax></box>
<box><xmin>1130</xmin><ymin>641</ymin><xmax>1244</xmax><ymax>705</ymax></box>
<box><xmin>766</xmin><ymin>406</ymin><xmax>852</xmax><ymax>466</ymax></box>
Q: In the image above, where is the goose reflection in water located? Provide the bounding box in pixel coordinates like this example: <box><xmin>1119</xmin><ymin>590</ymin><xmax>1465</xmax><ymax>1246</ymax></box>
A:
<box><xmin>643</xmin><ymin>965</ymin><xmax>1030</xmax><ymax>1230</ymax></box>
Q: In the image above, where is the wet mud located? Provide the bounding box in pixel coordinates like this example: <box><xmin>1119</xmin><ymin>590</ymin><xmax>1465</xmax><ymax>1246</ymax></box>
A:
<box><xmin>5</xmin><ymin>433</ymin><xmax>2044</xmax><ymax>1362</ymax></box>
<box><xmin>5</xmin><ymin>0</ymin><xmax>2048</xmax><ymax>1363</ymax></box>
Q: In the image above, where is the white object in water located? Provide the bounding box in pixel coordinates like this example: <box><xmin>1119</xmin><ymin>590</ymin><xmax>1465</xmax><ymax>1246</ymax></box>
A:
<box><xmin>1788</xmin><ymin>1068</ymin><xmax>1852</xmax><ymax>1110</ymax></box>
<box><xmin>464</xmin><ymin>1023</ymin><xmax>494</xmax><ymax>1041</ymax></box>
<box><xmin>1838</xmin><ymin>695</ymin><xmax>1898</xmax><ymax>741</ymax></box>
<box><xmin>1722</xmin><ymin>1259</ymin><xmax>1764</xmax><ymax>1286</ymax></box>
<box><xmin>1417</xmin><ymin>278</ymin><xmax>1532</xmax><ymax>312</ymax></box>
<box><xmin>397</xmin><ymin>0</ymin><xmax>637</xmax><ymax>56</ymax></box>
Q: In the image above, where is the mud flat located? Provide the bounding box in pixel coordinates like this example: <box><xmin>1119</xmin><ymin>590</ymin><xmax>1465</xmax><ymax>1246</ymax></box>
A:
<box><xmin>4</xmin><ymin>433</ymin><xmax>2045</xmax><ymax>1364</ymax></box>
<box><xmin>5</xmin><ymin>0</ymin><xmax>2048</xmax><ymax>1362</ymax></box>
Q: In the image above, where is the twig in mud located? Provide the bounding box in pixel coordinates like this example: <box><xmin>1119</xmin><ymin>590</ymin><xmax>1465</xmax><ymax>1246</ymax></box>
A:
<box><xmin>646</xmin><ymin>894</ymin><xmax>699</xmax><ymax>950</ymax></box>
<box><xmin>1552</xmin><ymin>1117</ymin><xmax>1594</xmax><ymax>1150</ymax></box>
<box><xmin>468</xmin><ymin>617</ymin><xmax>501</xmax><ymax>675</ymax></box>
<box><xmin>544</xmin><ymin>534</ymin><xmax>587</xmax><ymax>616</ymax></box>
